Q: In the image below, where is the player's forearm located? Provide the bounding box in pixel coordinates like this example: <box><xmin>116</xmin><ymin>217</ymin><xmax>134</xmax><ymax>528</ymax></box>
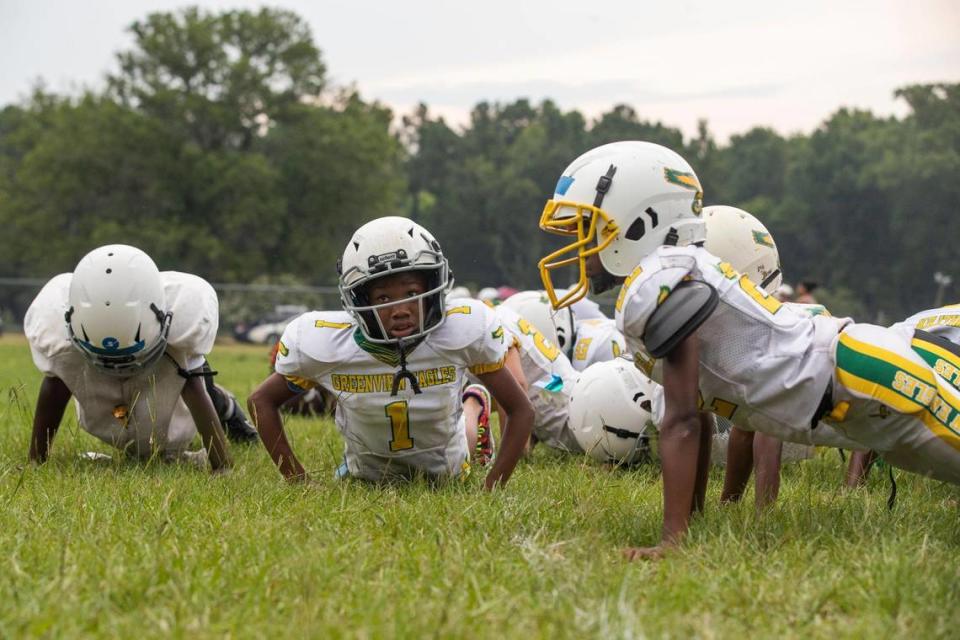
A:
<box><xmin>248</xmin><ymin>395</ymin><xmax>306</xmax><ymax>481</ymax></box>
<box><xmin>483</xmin><ymin>403</ymin><xmax>533</xmax><ymax>490</ymax></box>
<box><xmin>29</xmin><ymin>423</ymin><xmax>57</xmax><ymax>463</ymax></box>
<box><xmin>692</xmin><ymin>412</ymin><xmax>713</xmax><ymax>513</ymax></box>
<box><xmin>721</xmin><ymin>427</ymin><xmax>755</xmax><ymax>503</ymax></box>
<box><xmin>845</xmin><ymin>450</ymin><xmax>878</xmax><ymax>488</ymax></box>
<box><xmin>181</xmin><ymin>377</ymin><xmax>232</xmax><ymax>472</ymax></box>
<box><xmin>29</xmin><ymin>377</ymin><xmax>71</xmax><ymax>463</ymax></box>
<box><xmin>658</xmin><ymin>413</ymin><xmax>702</xmax><ymax>545</ymax></box>
<box><xmin>752</xmin><ymin>432</ymin><xmax>783</xmax><ymax>508</ymax></box>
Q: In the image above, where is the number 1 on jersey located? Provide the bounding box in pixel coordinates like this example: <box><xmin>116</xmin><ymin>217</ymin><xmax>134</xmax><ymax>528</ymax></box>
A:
<box><xmin>385</xmin><ymin>400</ymin><xmax>414</xmax><ymax>451</ymax></box>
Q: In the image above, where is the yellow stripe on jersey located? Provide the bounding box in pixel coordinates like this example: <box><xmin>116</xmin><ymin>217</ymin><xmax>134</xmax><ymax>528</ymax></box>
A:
<box><xmin>915</xmin><ymin>313</ymin><xmax>960</xmax><ymax>329</ymax></box>
<box><xmin>470</xmin><ymin>356</ymin><xmax>506</xmax><ymax>375</ymax></box>
<box><xmin>574</xmin><ymin>338</ymin><xmax>592</xmax><ymax>361</ymax></box>
<box><xmin>315</xmin><ymin>319</ymin><xmax>352</xmax><ymax>329</ymax></box>
<box><xmin>835</xmin><ymin>368</ymin><xmax>926</xmax><ymax>415</ymax></box>
<box><xmin>836</xmin><ymin>332</ymin><xmax>960</xmax><ymax>452</ymax></box>
<box><xmin>615</xmin><ymin>265</ymin><xmax>643</xmax><ymax>312</ymax></box>
<box><xmin>839</xmin><ymin>333</ymin><xmax>937</xmax><ymax>392</ymax></box>
<box><xmin>911</xmin><ymin>335</ymin><xmax>960</xmax><ymax>390</ymax></box>
<box><xmin>283</xmin><ymin>374</ymin><xmax>317</xmax><ymax>391</ymax></box>
<box><xmin>446</xmin><ymin>306</ymin><xmax>472</xmax><ymax>316</ymax></box>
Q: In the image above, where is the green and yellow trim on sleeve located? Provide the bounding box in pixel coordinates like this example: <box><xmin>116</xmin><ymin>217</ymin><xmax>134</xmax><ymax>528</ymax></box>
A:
<box><xmin>911</xmin><ymin>334</ymin><xmax>960</xmax><ymax>392</ymax></box>
<box><xmin>284</xmin><ymin>374</ymin><xmax>317</xmax><ymax>392</ymax></box>
<box><xmin>470</xmin><ymin>356</ymin><xmax>506</xmax><ymax>375</ymax></box>
<box><xmin>835</xmin><ymin>333</ymin><xmax>960</xmax><ymax>452</ymax></box>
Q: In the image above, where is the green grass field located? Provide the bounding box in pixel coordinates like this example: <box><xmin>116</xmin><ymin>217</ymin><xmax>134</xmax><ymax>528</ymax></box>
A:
<box><xmin>0</xmin><ymin>334</ymin><xmax>957</xmax><ymax>638</ymax></box>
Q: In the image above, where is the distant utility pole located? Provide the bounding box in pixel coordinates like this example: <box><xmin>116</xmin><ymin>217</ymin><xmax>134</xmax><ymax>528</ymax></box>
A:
<box><xmin>933</xmin><ymin>271</ymin><xmax>953</xmax><ymax>308</ymax></box>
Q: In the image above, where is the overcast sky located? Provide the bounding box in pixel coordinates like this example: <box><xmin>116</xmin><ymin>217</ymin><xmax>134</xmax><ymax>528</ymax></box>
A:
<box><xmin>2</xmin><ymin>0</ymin><xmax>958</xmax><ymax>140</ymax></box>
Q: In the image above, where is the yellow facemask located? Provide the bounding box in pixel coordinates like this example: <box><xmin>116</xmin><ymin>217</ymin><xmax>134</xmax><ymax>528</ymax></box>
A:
<box><xmin>537</xmin><ymin>199</ymin><xmax>619</xmax><ymax>309</ymax></box>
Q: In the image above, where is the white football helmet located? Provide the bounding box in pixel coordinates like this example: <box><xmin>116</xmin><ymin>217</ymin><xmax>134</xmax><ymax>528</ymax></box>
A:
<box><xmin>568</xmin><ymin>359</ymin><xmax>660</xmax><ymax>465</ymax></box>
<box><xmin>477</xmin><ymin>287</ymin><xmax>501</xmax><ymax>305</ymax></box>
<box><xmin>338</xmin><ymin>216</ymin><xmax>451</xmax><ymax>344</ymax></box>
<box><xmin>446</xmin><ymin>285</ymin><xmax>472</xmax><ymax>301</ymax></box>
<box><xmin>539</xmin><ymin>141</ymin><xmax>705</xmax><ymax>308</ymax></box>
<box><xmin>704</xmin><ymin>205</ymin><xmax>782</xmax><ymax>293</ymax></box>
<box><xmin>501</xmin><ymin>290</ymin><xmax>576</xmax><ymax>359</ymax></box>
<box><xmin>66</xmin><ymin>244</ymin><xmax>171</xmax><ymax>377</ymax></box>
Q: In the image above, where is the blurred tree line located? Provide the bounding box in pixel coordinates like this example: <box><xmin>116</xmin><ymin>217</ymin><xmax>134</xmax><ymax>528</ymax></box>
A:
<box><xmin>0</xmin><ymin>7</ymin><xmax>957</xmax><ymax>322</ymax></box>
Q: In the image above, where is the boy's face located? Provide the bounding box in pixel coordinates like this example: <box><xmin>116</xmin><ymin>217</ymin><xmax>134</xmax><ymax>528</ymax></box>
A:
<box><xmin>367</xmin><ymin>271</ymin><xmax>428</xmax><ymax>339</ymax></box>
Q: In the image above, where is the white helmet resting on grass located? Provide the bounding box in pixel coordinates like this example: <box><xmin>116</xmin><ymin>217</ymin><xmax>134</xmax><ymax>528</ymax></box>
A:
<box><xmin>66</xmin><ymin>244</ymin><xmax>172</xmax><ymax>377</ymax></box>
<box><xmin>704</xmin><ymin>205</ymin><xmax>782</xmax><ymax>294</ymax></box>
<box><xmin>501</xmin><ymin>290</ymin><xmax>576</xmax><ymax>359</ymax></box>
<box><xmin>539</xmin><ymin>141</ymin><xmax>705</xmax><ymax>309</ymax></box>
<box><xmin>568</xmin><ymin>359</ymin><xmax>660</xmax><ymax>465</ymax></box>
<box><xmin>338</xmin><ymin>216</ymin><xmax>452</xmax><ymax>344</ymax></box>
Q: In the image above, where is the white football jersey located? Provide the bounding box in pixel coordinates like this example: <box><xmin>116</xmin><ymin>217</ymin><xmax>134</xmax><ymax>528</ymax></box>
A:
<box><xmin>894</xmin><ymin>305</ymin><xmax>960</xmax><ymax>344</ymax></box>
<box><xmin>615</xmin><ymin>245</ymin><xmax>854</xmax><ymax>446</ymax></box>
<box><xmin>25</xmin><ymin>272</ymin><xmax>219</xmax><ymax>455</ymax></box>
<box><xmin>275</xmin><ymin>298</ymin><xmax>507</xmax><ymax>481</ymax></box>
<box><xmin>570</xmin><ymin>318</ymin><xmax>627</xmax><ymax>372</ymax></box>
<box><xmin>490</xmin><ymin>305</ymin><xmax>581</xmax><ymax>453</ymax></box>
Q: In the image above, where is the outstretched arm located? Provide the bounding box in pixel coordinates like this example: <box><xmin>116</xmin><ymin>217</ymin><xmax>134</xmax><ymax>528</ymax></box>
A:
<box><xmin>477</xmin><ymin>366</ymin><xmax>534</xmax><ymax>490</ymax></box>
<box><xmin>752</xmin><ymin>432</ymin><xmax>783</xmax><ymax>508</ymax></box>
<box><xmin>692</xmin><ymin>411</ymin><xmax>714</xmax><ymax>513</ymax></box>
<box><xmin>721</xmin><ymin>426</ymin><xmax>755</xmax><ymax>503</ymax></box>
<box><xmin>29</xmin><ymin>376</ymin><xmax>72</xmax><ymax>463</ymax></box>
<box><xmin>845</xmin><ymin>450</ymin><xmax>878</xmax><ymax>488</ymax></box>
<box><xmin>248</xmin><ymin>373</ymin><xmax>306</xmax><ymax>482</ymax></box>
<box><xmin>625</xmin><ymin>332</ymin><xmax>703</xmax><ymax>560</ymax></box>
<box><xmin>180</xmin><ymin>374</ymin><xmax>232</xmax><ymax>473</ymax></box>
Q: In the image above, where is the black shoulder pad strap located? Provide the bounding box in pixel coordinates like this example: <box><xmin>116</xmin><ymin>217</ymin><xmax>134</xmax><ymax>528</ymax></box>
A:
<box><xmin>642</xmin><ymin>279</ymin><xmax>719</xmax><ymax>359</ymax></box>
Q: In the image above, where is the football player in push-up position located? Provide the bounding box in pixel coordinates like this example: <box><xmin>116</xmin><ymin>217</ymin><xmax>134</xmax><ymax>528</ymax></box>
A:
<box><xmin>247</xmin><ymin>217</ymin><xmax>533</xmax><ymax>488</ymax></box>
<box><xmin>25</xmin><ymin>244</ymin><xmax>259</xmax><ymax>473</ymax></box>
<box><xmin>701</xmin><ymin>205</ymin><xmax>830</xmax><ymax>507</ymax></box>
<box><xmin>701</xmin><ymin>208</ymin><xmax>959</xmax><ymax>505</ymax></box>
<box><xmin>538</xmin><ymin>141</ymin><xmax>960</xmax><ymax>559</ymax></box>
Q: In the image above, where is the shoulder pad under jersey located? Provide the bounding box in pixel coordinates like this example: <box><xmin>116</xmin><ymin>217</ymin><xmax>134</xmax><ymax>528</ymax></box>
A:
<box><xmin>162</xmin><ymin>272</ymin><xmax>219</xmax><ymax>356</ymax></box>
<box><xmin>784</xmin><ymin>301</ymin><xmax>831</xmax><ymax>318</ymax></box>
<box><xmin>274</xmin><ymin>311</ymin><xmax>355</xmax><ymax>383</ymax></box>
<box><xmin>24</xmin><ymin>273</ymin><xmax>74</xmax><ymax>369</ymax></box>
<box><xmin>430</xmin><ymin>298</ymin><xmax>498</xmax><ymax>351</ymax></box>
<box><xmin>429</xmin><ymin>298</ymin><xmax>508</xmax><ymax>372</ymax></box>
<box><xmin>643</xmin><ymin>279</ymin><xmax>718</xmax><ymax>358</ymax></box>
<box><xmin>615</xmin><ymin>246</ymin><xmax>699</xmax><ymax>342</ymax></box>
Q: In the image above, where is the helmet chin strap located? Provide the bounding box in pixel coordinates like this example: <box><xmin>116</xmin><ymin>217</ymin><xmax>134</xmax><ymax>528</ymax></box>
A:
<box><xmin>390</xmin><ymin>338</ymin><xmax>422</xmax><ymax>396</ymax></box>
<box><xmin>585</xmin><ymin>168</ymin><xmax>620</xmax><ymax>297</ymax></box>
<box><xmin>760</xmin><ymin>268</ymin><xmax>782</xmax><ymax>291</ymax></box>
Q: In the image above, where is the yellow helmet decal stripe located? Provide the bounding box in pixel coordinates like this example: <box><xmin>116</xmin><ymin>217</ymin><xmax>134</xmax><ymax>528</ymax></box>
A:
<box><xmin>663</xmin><ymin>168</ymin><xmax>701</xmax><ymax>191</ymax></box>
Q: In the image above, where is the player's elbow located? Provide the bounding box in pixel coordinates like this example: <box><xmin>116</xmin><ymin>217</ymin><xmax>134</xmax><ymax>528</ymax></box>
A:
<box><xmin>660</xmin><ymin>411</ymin><xmax>701</xmax><ymax>441</ymax></box>
<box><xmin>504</xmin><ymin>397</ymin><xmax>535</xmax><ymax>436</ymax></box>
<box><xmin>247</xmin><ymin>388</ymin><xmax>273</xmax><ymax>422</ymax></box>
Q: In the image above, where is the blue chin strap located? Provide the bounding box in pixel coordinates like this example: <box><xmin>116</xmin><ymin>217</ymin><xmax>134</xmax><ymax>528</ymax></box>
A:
<box><xmin>79</xmin><ymin>338</ymin><xmax>146</xmax><ymax>356</ymax></box>
<box><xmin>66</xmin><ymin>304</ymin><xmax>173</xmax><ymax>377</ymax></box>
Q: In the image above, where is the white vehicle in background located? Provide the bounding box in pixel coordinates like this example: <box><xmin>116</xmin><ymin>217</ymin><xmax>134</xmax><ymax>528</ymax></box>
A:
<box><xmin>234</xmin><ymin>305</ymin><xmax>307</xmax><ymax>345</ymax></box>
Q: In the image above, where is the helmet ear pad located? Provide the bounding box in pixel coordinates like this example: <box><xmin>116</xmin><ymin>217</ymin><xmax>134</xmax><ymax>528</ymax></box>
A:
<box><xmin>420</xmin><ymin>269</ymin><xmax>444</xmax><ymax>332</ymax></box>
